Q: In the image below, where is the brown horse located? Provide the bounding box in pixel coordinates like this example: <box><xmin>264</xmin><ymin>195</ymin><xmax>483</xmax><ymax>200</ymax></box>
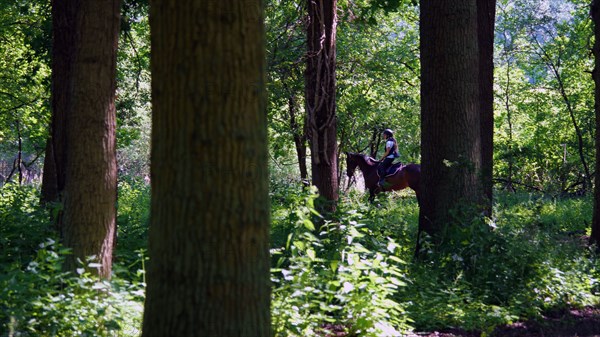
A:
<box><xmin>345</xmin><ymin>152</ymin><xmax>421</xmax><ymax>204</ymax></box>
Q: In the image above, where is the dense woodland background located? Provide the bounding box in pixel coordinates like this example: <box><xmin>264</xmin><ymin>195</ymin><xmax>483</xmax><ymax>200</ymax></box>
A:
<box><xmin>3</xmin><ymin>0</ymin><xmax>600</xmax><ymax>336</ymax></box>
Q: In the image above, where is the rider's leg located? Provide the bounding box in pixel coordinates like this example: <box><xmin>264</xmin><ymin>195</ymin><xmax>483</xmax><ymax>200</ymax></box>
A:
<box><xmin>378</xmin><ymin>158</ymin><xmax>393</xmax><ymax>189</ymax></box>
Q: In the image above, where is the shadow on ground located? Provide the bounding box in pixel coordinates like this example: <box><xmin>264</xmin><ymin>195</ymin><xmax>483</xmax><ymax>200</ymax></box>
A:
<box><xmin>412</xmin><ymin>307</ymin><xmax>600</xmax><ymax>337</ymax></box>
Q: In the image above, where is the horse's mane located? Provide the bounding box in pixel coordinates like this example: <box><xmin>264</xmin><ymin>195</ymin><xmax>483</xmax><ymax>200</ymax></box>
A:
<box><xmin>348</xmin><ymin>152</ymin><xmax>379</xmax><ymax>164</ymax></box>
<box><xmin>357</xmin><ymin>153</ymin><xmax>379</xmax><ymax>164</ymax></box>
<box><xmin>364</xmin><ymin>154</ymin><xmax>378</xmax><ymax>163</ymax></box>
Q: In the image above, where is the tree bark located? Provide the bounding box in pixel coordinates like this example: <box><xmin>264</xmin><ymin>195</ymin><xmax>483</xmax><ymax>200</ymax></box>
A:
<box><xmin>41</xmin><ymin>0</ymin><xmax>77</xmax><ymax>208</ymax></box>
<box><xmin>419</xmin><ymin>0</ymin><xmax>483</xmax><ymax>237</ymax></box>
<box><xmin>590</xmin><ymin>0</ymin><xmax>600</xmax><ymax>247</ymax></box>
<box><xmin>306</xmin><ymin>0</ymin><xmax>339</xmax><ymax>212</ymax></box>
<box><xmin>478</xmin><ymin>0</ymin><xmax>496</xmax><ymax>216</ymax></box>
<box><xmin>61</xmin><ymin>0</ymin><xmax>120</xmax><ymax>279</ymax></box>
<box><xmin>369</xmin><ymin>128</ymin><xmax>381</xmax><ymax>158</ymax></box>
<box><xmin>288</xmin><ymin>93</ymin><xmax>309</xmax><ymax>182</ymax></box>
<box><xmin>40</xmin><ymin>139</ymin><xmax>59</xmax><ymax>205</ymax></box>
<box><xmin>142</xmin><ymin>1</ymin><xmax>271</xmax><ymax>336</ymax></box>
<box><xmin>282</xmin><ymin>81</ymin><xmax>308</xmax><ymax>183</ymax></box>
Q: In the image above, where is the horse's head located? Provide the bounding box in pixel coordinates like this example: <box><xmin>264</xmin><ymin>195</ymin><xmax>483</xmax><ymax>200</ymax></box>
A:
<box><xmin>345</xmin><ymin>152</ymin><xmax>359</xmax><ymax>178</ymax></box>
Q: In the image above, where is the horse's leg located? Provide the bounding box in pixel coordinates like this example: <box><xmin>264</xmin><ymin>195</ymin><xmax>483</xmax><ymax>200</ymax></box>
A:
<box><xmin>369</xmin><ymin>189</ymin><xmax>375</xmax><ymax>203</ymax></box>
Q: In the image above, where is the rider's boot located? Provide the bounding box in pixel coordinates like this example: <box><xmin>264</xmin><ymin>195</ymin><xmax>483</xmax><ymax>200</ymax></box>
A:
<box><xmin>378</xmin><ymin>179</ymin><xmax>386</xmax><ymax>191</ymax></box>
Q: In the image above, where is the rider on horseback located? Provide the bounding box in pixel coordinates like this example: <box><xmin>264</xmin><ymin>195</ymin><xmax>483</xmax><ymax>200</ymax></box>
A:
<box><xmin>378</xmin><ymin>128</ymin><xmax>400</xmax><ymax>189</ymax></box>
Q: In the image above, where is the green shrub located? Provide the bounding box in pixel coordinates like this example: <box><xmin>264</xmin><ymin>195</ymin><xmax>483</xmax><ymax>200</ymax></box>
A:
<box><xmin>271</xmin><ymin>190</ymin><xmax>412</xmax><ymax>336</ymax></box>
<box><xmin>1</xmin><ymin>240</ymin><xmax>145</xmax><ymax>336</ymax></box>
<box><xmin>116</xmin><ymin>179</ymin><xmax>150</xmax><ymax>272</ymax></box>
<box><xmin>399</xmin><ymin>192</ymin><xmax>600</xmax><ymax>332</ymax></box>
<box><xmin>0</xmin><ymin>184</ymin><xmax>54</xmax><ymax>268</ymax></box>
<box><xmin>0</xmin><ymin>184</ymin><xmax>146</xmax><ymax>337</ymax></box>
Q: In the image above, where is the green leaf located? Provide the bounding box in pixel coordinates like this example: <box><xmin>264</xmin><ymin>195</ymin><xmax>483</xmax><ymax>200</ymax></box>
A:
<box><xmin>306</xmin><ymin>248</ymin><xmax>316</xmax><ymax>261</ymax></box>
<box><xmin>293</xmin><ymin>240</ymin><xmax>305</xmax><ymax>251</ymax></box>
<box><xmin>388</xmin><ymin>255</ymin><xmax>406</xmax><ymax>264</ymax></box>
<box><xmin>349</xmin><ymin>226</ymin><xmax>365</xmax><ymax>238</ymax></box>
<box><xmin>303</xmin><ymin>219</ymin><xmax>315</xmax><ymax>231</ymax></box>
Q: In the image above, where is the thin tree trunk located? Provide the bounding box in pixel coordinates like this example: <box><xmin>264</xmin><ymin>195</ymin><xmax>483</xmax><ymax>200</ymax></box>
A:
<box><xmin>4</xmin><ymin>158</ymin><xmax>18</xmax><ymax>184</ymax></box>
<box><xmin>61</xmin><ymin>0</ymin><xmax>120</xmax><ymax>278</ymax></box>
<box><xmin>554</xmin><ymin>67</ymin><xmax>591</xmax><ymax>192</ymax></box>
<box><xmin>16</xmin><ymin>120</ymin><xmax>23</xmax><ymax>185</ymax></box>
<box><xmin>504</xmin><ymin>58</ymin><xmax>515</xmax><ymax>191</ymax></box>
<box><xmin>534</xmin><ymin>37</ymin><xmax>592</xmax><ymax>192</ymax></box>
<box><xmin>369</xmin><ymin>128</ymin><xmax>381</xmax><ymax>159</ymax></box>
<box><xmin>285</xmin><ymin>87</ymin><xmax>308</xmax><ymax>182</ymax></box>
<box><xmin>142</xmin><ymin>1</ymin><xmax>271</xmax><ymax>335</ymax></box>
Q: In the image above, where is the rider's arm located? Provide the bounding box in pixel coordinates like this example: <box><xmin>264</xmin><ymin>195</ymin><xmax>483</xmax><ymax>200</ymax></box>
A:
<box><xmin>380</xmin><ymin>147</ymin><xmax>391</xmax><ymax>161</ymax></box>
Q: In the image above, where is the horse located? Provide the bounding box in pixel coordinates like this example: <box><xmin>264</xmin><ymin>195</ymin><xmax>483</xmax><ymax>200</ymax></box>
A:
<box><xmin>346</xmin><ymin>152</ymin><xmax>424</xmax><ymax>257</ymax></box>
<box><xmin>345</xmin><ymin>152</ymin><xmax>421</xmax><ymax>204</ymax></box>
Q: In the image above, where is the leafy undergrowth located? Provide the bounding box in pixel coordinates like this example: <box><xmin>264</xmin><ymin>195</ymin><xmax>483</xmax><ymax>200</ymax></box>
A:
<box><xmin>271</xmin><ymin>186</ymin><xmax>600</xmax><ymax>336</ymax></box>
<box><xmin>0</xmin><ymin>183</ymin><xmax>147</xmax><ymax>337</ymax></box>
<box><xmin>1</xmin><ymin>182</ymin><xmax>600</xmax><ymax>336</ymax></box>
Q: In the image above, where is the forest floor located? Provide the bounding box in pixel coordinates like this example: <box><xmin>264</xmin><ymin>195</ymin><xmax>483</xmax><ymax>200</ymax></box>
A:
<box><xmin>411</xmin><ymin>306</ymin><xmax>600</xmax><ymax>337</ymax></box>
<box><xmin>321</xmin><ymin>307</ymin><xmax>600</xmax><ymax>336</ymax></box>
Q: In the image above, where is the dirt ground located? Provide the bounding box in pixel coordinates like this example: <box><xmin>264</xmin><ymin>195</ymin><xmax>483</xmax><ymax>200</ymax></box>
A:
<box><xmin>412</xmin><ymin>307</ymin><xmax>600</xmax><ymax>337</ymax></box>
<box><xmin>321</xmin><ymin>307</ymin><xmax>600</xmax><ymax>337</ymax></box>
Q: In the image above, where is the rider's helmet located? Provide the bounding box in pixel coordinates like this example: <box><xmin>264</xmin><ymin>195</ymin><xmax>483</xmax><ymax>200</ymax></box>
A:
<box><xmin>383</xmin><ymin>129</ymin><xmax>394</xmax><ymax>138</ymax></box>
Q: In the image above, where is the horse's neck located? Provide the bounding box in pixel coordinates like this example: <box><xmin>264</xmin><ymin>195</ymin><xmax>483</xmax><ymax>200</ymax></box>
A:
<box><xmin>357</xmin><ymin>157</ymin><xmax>377</xmax><ymax>176</ymax></box>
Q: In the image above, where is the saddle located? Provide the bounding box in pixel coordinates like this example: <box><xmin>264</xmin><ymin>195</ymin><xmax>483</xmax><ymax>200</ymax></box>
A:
<box><xmin>384</xmin><ymin>162</ymin><xmax>404</xmax><ymax>177</ymax></box>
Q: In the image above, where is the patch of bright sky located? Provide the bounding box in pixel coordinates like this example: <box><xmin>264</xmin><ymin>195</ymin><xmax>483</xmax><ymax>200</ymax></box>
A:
<box><xmin>532</xmin><ymin>0</ymin><xmax>575</xmax><ymax>22</ymax></box>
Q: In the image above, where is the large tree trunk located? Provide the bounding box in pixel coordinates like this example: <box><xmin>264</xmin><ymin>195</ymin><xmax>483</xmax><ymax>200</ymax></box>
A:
<box><xmin>40</xmin><ymin>0</ymin><xmax>77</xmax><ymax>208</ymax></box>
<box><xmin>478</xmin><ymin>0</ymin><xmax>496</xmax><ymax>216</ymax></box>
<box><xmin>419</xmin><ymin>0</ymin><xmax>483</xmax><ymax>237</ymax></box>
<box><xmin>590</xmin><ymin>0</ymin><xmax>600</xmax><ymax>247</ymax></box>
<box><xmin>306</xmin><ymin>0</ymin><xmax>339</xmax><ymax>212</ymax></box>
<box><xmin>61</xmin><ymin>0</ymin><xmax>120</xmax><ymax>278</ymax></box>
<box><xmin>142</xmin><ymin>1</ymin><xmax>271</xmax><ymax>336</ymax></box>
